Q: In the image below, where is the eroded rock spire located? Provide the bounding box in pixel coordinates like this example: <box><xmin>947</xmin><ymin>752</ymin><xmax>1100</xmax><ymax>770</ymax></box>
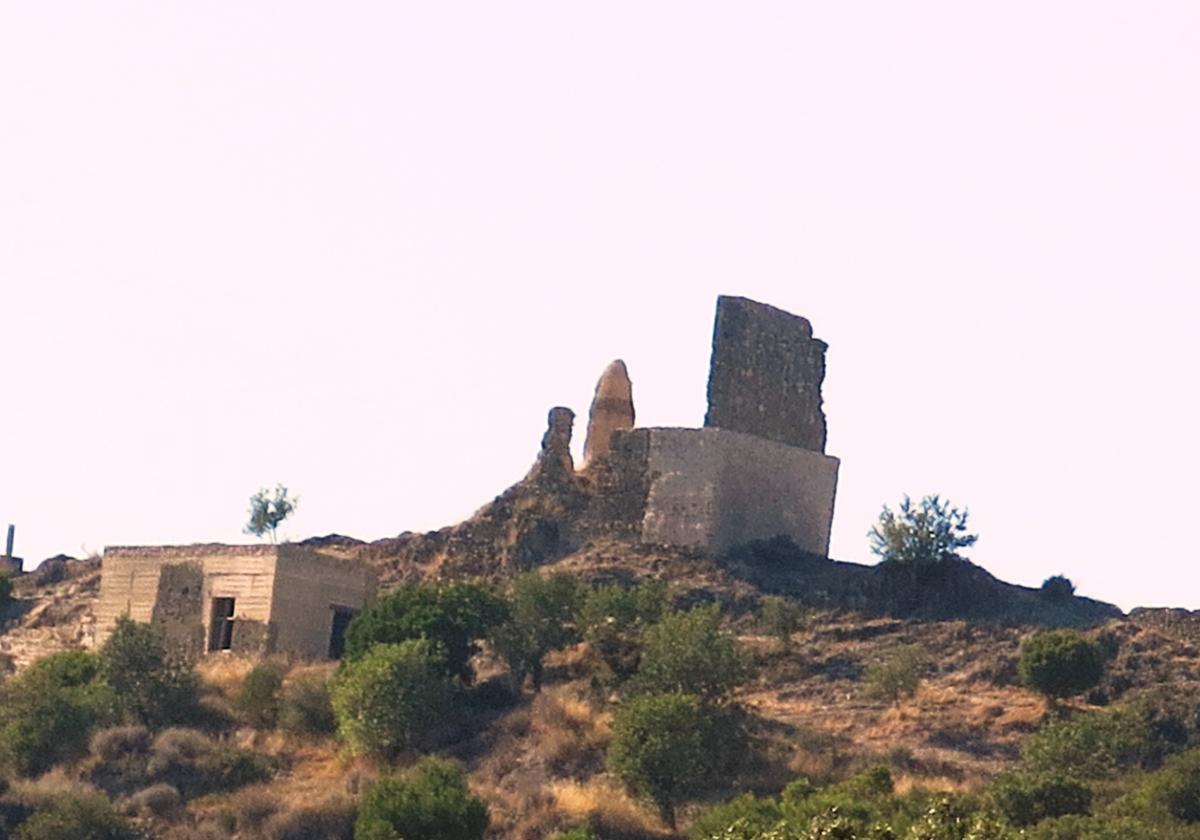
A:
<box><xmin>582</xmin><ymin>359</ymin><xmax>635</xmax><ymax>468</ymax></box>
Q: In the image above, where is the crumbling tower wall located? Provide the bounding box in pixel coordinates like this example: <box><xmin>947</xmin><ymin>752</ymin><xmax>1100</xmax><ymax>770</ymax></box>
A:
<box><xmin>705</xmin><ymin>295</ymin><xmax>828</xmax><ymax>452</ymax></box>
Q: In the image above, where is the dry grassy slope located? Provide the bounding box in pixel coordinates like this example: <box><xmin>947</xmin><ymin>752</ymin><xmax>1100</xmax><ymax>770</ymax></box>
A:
<box><xmin>7</xmin><ymin>545</ymin><xmax>1200</xmax><ymax>839</ymax></box>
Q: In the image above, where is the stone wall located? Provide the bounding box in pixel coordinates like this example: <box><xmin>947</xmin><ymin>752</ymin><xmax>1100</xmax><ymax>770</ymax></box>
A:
<box><xmin>637</xmin><ymin>427</ymin><xmax>839</xmax><ymax>555</ymax></box>
<box><xmin>704</xmin><ymin>295</ymin><xmax>828</xmax><ymax>452</ymax></box>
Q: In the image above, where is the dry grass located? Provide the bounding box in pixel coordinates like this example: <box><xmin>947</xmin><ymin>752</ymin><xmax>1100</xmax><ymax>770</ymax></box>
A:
<box><xmin>550</xmin><ymin>779</ymin><xmax>670</xmax><ymax>838</ymax></box>
<box><xmin>196</xmin><ymin>655</ymin><xmax>260</xmax><ymax>701</ymax></box>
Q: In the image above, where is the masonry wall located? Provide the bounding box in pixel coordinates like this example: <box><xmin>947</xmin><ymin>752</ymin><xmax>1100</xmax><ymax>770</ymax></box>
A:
<box><xmin>269</xmin><ymin>546</ymin><xmax>377</xmax><ymax>660</ymax></box>
<box><xmin>638</xmin><ymin>427</ymin><xmax>839</xmax><ymax>556</ymax></box>
<box><xmin>704</xmin><ymin>296</ymin><xmax>829</xmax><ymax>452</ymax></box>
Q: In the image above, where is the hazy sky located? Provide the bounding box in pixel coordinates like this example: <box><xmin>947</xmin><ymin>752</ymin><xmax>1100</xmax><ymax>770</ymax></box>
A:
<box><xmin>3</xmin><ymin>3</ymin><xmax>1198</xmax><ymax>611</ymax></box>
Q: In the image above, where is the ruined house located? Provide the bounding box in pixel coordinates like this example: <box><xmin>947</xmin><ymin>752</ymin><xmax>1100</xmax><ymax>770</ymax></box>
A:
<box><xmin>361</xmin><ymin>295</ymin><xmax>842</xmax><ymax>586</ymax></box>
<box><xmin>578</xmin><ymin>295</ymin><xmax>840</xmax><ymax>556</ymax></box>
<box><xmin>96</xmin><ymin>543</ymin><xmax>376</xmax><ymax>660</ymax></box>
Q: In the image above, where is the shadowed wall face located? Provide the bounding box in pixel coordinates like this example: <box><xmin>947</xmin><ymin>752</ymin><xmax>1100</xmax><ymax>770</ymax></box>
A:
<box><xmin>704</xmin><ymin>296</ymin><xmax>828</xmax><ymax>452</ymax></box>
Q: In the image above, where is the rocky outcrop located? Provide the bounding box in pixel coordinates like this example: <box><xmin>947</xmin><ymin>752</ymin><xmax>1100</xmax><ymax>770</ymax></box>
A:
<box><xmin>582</xmin><ymin>360</ymin><xmax>635</xmax><ymax>468</ymax></box>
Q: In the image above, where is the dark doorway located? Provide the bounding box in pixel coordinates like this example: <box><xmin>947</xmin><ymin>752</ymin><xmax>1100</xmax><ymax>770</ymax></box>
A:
<box><xmin>328</xmin><ymin>607</ymin><xmax>357</xmax><ymax>659</ymax></box>
<box><xmin>210</xmin><ymin>597</ymin><xmax>236</xmax><ymax>652</ymax></box>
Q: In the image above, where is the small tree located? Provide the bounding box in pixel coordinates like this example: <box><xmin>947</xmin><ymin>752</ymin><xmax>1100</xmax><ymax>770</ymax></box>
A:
<box><xmin>1019</xmin><ymin>630</ymin><xmax>1105</xmax><ymax>703</ymax></box>
<box><xmin>236</xmin><ymin>661</ymin><xmax>287</xmax><ymax>729</ymax></box>
<box><xmin>576</xmin><ymin>579</ymin><xmax>668</xmax><ymax>680</ymax></box>
<box><xmin>243</xmin><ymin>484</ymin><xmax>297</xmax><ymax>543</ymax></box>
<box><xmin>491</xmin><ymin>570</ymin><xmax>582</xmax><ymax>692</ymax></box>
<box><xmin>630</xmin><ymin>604</ymin><xmax>748</xmax><ymax>702</ymax></box>
<box><xmin>865</xmin><ymin>644</ymin><xmax>931</xmax><ymax>706</ymax></box>
<box><xmin>330</xmin><ymin>640</ymin><xmax>455</xmax><ymax>759</ymax></box>
<box><xmin>355</xmin><ymin>756</ymin><xmax>488</xmax><ymax>840</ymax></box>
<box><xmin>98</xmin><ymin>616</ymin><xmax>199</xmax><ymax>727</ymax></box>
<box><xmin>1041</xmin><ymin>575</ymin><xmax>1076</xmax><ymax>603</ymax></box>
<box><xmin>868</xmin><ymin>494</ymin><xmax>977</xmax><ymax>567</ymax></box>
<box><xmin>607</xmin><ymin>692</ymin><xmax>719</xmax><ymax>829</ymax></box>
<box><xmin>0</xmin><ymin>651</ymin><xmax>117</xmax><ymax>776</ymax></box>
<box><xmin>760</xmin><ymin>596</ymin><xmax>805</xmax><ymax>651</ymax></box>
<box><xmin>344</xmin><ymin>582</ymin><xmax>507</xmax><ymax>681</ymax></box>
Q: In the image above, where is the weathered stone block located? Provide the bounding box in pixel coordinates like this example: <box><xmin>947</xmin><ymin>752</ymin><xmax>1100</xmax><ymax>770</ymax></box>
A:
<box><xmin>704</xmin><ymin>296</ymin><xmax>828</xmax><ymax>452</ymax></box>
<box><xmin>583</xmin><ymin>360</ymin><xmax>635</xmax><ymax>468</ymax></box>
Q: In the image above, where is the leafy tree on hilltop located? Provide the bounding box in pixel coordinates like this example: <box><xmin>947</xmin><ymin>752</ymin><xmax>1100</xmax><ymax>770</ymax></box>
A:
<box><xmin>630</xmin><ymin>604</ymin><xmax>748</xmax><ymax>702</ymax></box>
<box><xmin>868</xmin><ymin>494</ymin><xmax>978</xmax><ymax>567</ymax></box>
<box><xmin>244</xmin><ymin>484</ymin><xmax>297</xmax><ymax>543</ymax></box>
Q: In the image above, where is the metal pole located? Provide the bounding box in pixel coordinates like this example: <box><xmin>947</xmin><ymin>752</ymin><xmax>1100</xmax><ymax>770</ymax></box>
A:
<box><xmin>4</xmin><ymin>524</ymin><xmax>12</xmax><ymax>558</ymax></box>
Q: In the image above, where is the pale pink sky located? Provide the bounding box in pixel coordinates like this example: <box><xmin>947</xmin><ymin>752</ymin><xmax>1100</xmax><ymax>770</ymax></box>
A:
<box><xmin>2</xmin><ymin>3</ymin><xmax>1198</xmax><ymax>611</ymax></box>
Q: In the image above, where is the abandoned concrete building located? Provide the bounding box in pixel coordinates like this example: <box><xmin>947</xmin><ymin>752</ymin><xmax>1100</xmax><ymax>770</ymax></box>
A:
<box><xmin>96</xmin><ymin>543</ymin><xmax>376</xmax><ymax>660</ymax></box>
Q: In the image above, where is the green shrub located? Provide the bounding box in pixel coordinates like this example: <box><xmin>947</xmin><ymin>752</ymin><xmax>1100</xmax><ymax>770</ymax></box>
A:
<box><xmin>91</xmin><ymin>726</ymin><xmax>152</xmax><ymax>763</ymax></box>
<box><xmin>98</xmin><ymin>616</ymin><xmax>200</xmax><ymax>727</ymax></box>
<box><xmin>14</xmin><ymin>793</ymin><xmax>135</xmax><ymax>840</ymax></box>
<box><xmin>0</xmin><ymin>651</ymin><xmax>117</xmax><ymax>776</ymax></box>
<box><xmin>865</xmin><ymin>644</ymin><xmax>931</xmax><ymax>705</ymax></box>
<box><xmin>992</xmin><ymin>774</ymin><xmax>1093</xmax><ymax>826</ymax></box>
<box><xmin>1019</xmin><ymin>631</ymin><xmax>1106</xmax><ymax>702</ymax></box>
<box><xmin>759</xmin><ymin>596</ymin><xmax>805</xmax><ymax>651</ymax></box>
<box><xmin>555</xmin><ymin>825</ymin><xmax>601</xmax><ymax>840</ymax></box>
<box><xmin>355</xmin><ymin>757</ymin><xmax>488</xmax><ymax>840</ymax></box>
<box><xmin>868</xmin><ymin>494</ymin><xmax>978</xmax><ymax>567</ymax></box>
<box><xmin>1145</xmin><ymin>749</ymin><xmax>1200</xmax><ymax>823</ymax></box>
<box><xmin>236</xmin><ymin>661</ymin><xmax>287</xmax><ymax>729</ymax></box>
<box><xmin>1041</xmin><ymin>576</ymin><xmax>1077</xmax><ymax>602</ymax></box>
<box><xmin>330</xmin><ymin>640</ymin><xmax>456</xmax><ymax>759</ymax></box>
<box><xmin>278</xmin><ymin>673</ymin><xmax>337</xmax><ymax>737</ymax></box>
<box><xmin>1020</xmin><ymin>706</ymin><xmax>1171</xmax><ymax>781</ymax></box>
<box><xmin>576</xmin><ymin>580</ymin><xmax>668</xmax><ymax>679</ymax></box>
<box><xmin>688</xmin><ymin>792</ymin><xmax>782</xmax><ymax>839</ymax></box>
<box><xmin>607</xmin><ymin>692</ymin><xmax>733</xmax><ymax>829</ymax></box>
<box><xmin>343</xmin><ymin>582</ymin><xmax>507</xmax><ymax>681</ymax></box>
<box><xmin>491</xmin><ymin>570</ymin><xmax>582</xmax><ymax>691</ymax></box>
<box><xmin>630</xmin><ymin>605</ymin><xmax>747</xmax><ymax>702</ymax></box>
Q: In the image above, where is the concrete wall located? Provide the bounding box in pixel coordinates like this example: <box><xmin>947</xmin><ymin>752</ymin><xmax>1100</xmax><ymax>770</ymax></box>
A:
<box><xmin>270</xmin><ymin>546</ymin><xmax>377</xmax><ymax>660</ymax></box>
<box><xmin>638</xmin><ymin>427</ymin><xmax>838</xmax><ymax>556</ymax></box>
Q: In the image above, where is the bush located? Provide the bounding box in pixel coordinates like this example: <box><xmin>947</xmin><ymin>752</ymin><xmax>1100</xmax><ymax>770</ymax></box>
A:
<box><xmin>278</xmin><ymin>673</ymin><xmax>337</xmax><ymax>737</ymax></box>
<box><xmin>262</xmin><ymin>797</ymin><xmax>356</xmax><ymax>840</ymax></box>
<box><xmin>868</xmin><ymin>494</ymin><xmax>978</xmax><ymax>567</ymax></box>
<box><xmin>236</xmin><ymin>661</ymin><xmax>287</xmax><ymax>729</ymax></box>
<box><xmin>98</xmin><ymin>617</ymin><xmax>200</xmax><ymax>727</ymax></box>
<box><xmin>1146</xmin><ymin>749</ymin><xmax>1200</xmax><ymax>823</ymax></box>
<box><xmin>555</xmin><ymin>826</ymin><xmax>600</xmax><ymax>840</ymax></box>
<box><xmin>992</xmin><ymin>774</ymin><xmax>1092</xmax><ymax>826</ymax></box>
<box><xmin>759</xmin><ymin>596</ymin><xmax>805</xmax><ymax>650</ymax></box>
<box><xmin>355</xmin><ymin>757</ymin><xmax>488</xmax><ymax>840</ymax></box>
<box><xmin>1041</xmin><ymin>576</ymin><xmax>1077</xmax><ymax>602</ymax></box>
<box><xmin>865</xmin><ymin>644</ymin><xmax>931</xmax><ymax>705</ymax></box>
<box><xmin>129</xmin><ymin>783</ymin><xmax>183</xmax><ymax>818</ymax></box>
<box><xmin>607</xmin><ymin>692</ymin><xmax>734</xmax><ymax>830</ymax></box>
<box><xmin>91</xmin><ymin>726</ymin><xmax>152</xmax><ymax>763</ymax></box>
<box><xmin>142</xmin><ymin>728</ymin><xmax>271</xmax><ymax>799</ymax></box>
<box><xmin>1020</xmin><ymin>707</ymin><xmax>1165</xmax><ymax>780</ymax></box>
<box><xmin>0</xmin><ymin>651</ymin><xmax>117</xmax><ymax>776</ymax></box>
<box><xmin>630</xmin><ymin>605</ymin><xmax>747</xmax><ymax>702</ymax></box>
<box><xmin>14</xmin><ymin>793</ymin><xmax>135</xmax><ymax>840</ymax></box>
<box><xmin>1019</xmin><ymin>631</ymin><xmax>1106</xmax><ymax>702</ymax></box>
<box><xmin>330</xmin><ymin>640</ymin><xmax>456</xmax><ymax>759</ymax></box>
<box><xmin>576</xmin><ymin>580</ymin><xmax>668</xmax><ymax>679</ymax></box>
<box><xmin>343</xmin><ymin>582</ymin><xmax>507</xmax><ymax>681</ymax></box>
<box><xmin>491</xmin><ymin>570</ymin><xmax>582</xmax><ymax>691</ymax></box>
